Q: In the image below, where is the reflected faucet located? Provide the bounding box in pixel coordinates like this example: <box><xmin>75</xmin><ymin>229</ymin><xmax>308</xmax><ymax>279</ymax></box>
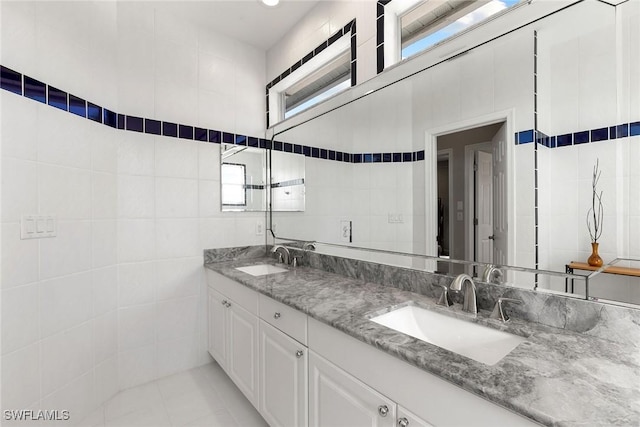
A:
<box><xmin>303</xmin><ymin>242</ymin><xmax>316</xmax><ymax>251</ymax></box>
<box><xmin>450</xmin><ymin>274</ymin><xmax>477</xmax><ymax>315</ymax></box>
<box><xmin>271</xmin><ymin>245</ymin><xmax>291</xmax><ymax>265</ymax></box>
<box><xmin>481</xmin><ymin>265</ymin><xmax>504</xmax><ymax>284</ymax></box>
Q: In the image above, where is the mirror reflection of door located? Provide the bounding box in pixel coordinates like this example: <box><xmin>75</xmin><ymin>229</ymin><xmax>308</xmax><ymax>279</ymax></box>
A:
<box><xmin>475</xmin><ymin>150</ymin><xmax>493</xmax><ymax>263</ymax></box>
<box><xmin>436</xmin><ymin>121</ymin><xmax>508</xmax><ymax>267</ymax></box>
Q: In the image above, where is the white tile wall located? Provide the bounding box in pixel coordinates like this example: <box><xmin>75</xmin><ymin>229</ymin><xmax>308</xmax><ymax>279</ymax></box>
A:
<box><xmin>41</xmin><ymin>321</ymin><xmax>94</xmax><ymax>396</ymax></box>
<box><xmin>39</xmin><ymin>272</ymin><xmax>93</xmax><ymax>339</ymax></box>
<box><xmin>2</xmin><ymin>0</ymin><xmax>266</xmax><ymax>415</ymax></box>
<box><xmin>2</xmin><ymin>343</ymin><xmax>41</xmax><ymax>409</ymax></box>
<box><xmin>1</xmin><ymin>283</ymin><xmax>39</xmax><ymax>354</ymax></box>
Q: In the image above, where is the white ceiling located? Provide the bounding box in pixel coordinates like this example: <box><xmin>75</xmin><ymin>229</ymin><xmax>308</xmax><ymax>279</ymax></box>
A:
<box><xmin>152</xmin><ymin>0</ymin><xmax>320</xmax><ymax>51</ymax></box>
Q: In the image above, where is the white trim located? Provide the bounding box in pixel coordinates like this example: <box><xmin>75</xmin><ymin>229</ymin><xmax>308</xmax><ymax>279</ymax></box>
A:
<box><xmin>383</xmin><ymin>0</ymin><xmax>423</xmax><ymax>68</ymax></box>
<box><xmin>425</xmin><ymin>109</ymin><xmax>516</xmax><ymax>265</ymax></box>
<box><xmin>269</xmin><ymin>35</ymin><xmax>351</xmax><ymax>126</ymax></box>
<box><xmin>437</xmin><ymin>148</ymin><xmax>454</xmax><ymax>258</ymax></box>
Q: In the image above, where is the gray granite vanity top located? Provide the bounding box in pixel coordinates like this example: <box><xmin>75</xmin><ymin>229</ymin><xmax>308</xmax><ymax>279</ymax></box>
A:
<box><xmin>204</xmin><ymin>256</ymin><xmax>640</xmax><ymax>427</ymax></box>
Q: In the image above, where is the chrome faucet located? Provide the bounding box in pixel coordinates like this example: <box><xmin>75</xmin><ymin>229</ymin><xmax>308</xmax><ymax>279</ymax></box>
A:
<box><xmin>271</xmin><ymin>245</ymin><xmax>291</xmax><ymax>264</ymax></box>
<box><xmin>450</xmin><ymin>274</ymin><xmax>477</xmax><ymax>314</ymax></box>
<box><xmin>490</xmin><ymin>297</ymin><xmax>522</xmax><ymax>322</ymax></box>
<box><xmin>432</xmin><ymin>284</ymin><xmax>453</xmax><ymax>307</ymax></box>
<box><xmin>302</xmin><ymin>241</ymin><xmax>316</xmax><ymax>251</ymax></box>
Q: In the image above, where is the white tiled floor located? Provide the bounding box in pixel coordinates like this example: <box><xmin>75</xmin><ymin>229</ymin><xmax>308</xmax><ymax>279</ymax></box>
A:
<box><xmin>81</xmin><ymin>363</ymin><xmax>268</xmax><ymax>427</ymax></box>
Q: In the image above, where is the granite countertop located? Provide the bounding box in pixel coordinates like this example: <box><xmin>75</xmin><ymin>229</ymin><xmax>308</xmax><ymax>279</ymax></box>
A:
<box><xmin>204</xmin><ymin>257</ymin><xmax>640</xmax><ymax>427</ymax></box>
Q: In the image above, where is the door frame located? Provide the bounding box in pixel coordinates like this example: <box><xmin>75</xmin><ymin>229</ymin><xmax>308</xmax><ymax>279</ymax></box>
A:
<box><xmin>437</xmin><ymin>149</ymin><xmax>454</xmax><ymax>258</ymax></box>
<box><xmin>425</xmin><ymin>109</ymin><xmax>516</xmax><ymax>264</ymax></box>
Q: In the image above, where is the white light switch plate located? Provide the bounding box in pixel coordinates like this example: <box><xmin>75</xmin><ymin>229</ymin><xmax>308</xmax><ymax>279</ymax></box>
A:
<box><xmin>21</xmin><ymin>215</ymin><xmax>57</xmax><ymax>239</ymax></box>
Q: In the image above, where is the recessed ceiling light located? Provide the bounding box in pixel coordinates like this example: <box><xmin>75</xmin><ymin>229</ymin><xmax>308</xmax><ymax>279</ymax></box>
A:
<box><xmin>262</xmin><ymin>0</ymin><xmax>280</xmax><ymax>6</ymax></box>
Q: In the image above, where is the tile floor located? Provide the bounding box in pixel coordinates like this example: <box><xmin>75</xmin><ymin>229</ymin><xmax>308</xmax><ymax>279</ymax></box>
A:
<box><xmin>80</xmin><ymin>362</ymin><xmax>268</xmax><ymax>427</ymax></box>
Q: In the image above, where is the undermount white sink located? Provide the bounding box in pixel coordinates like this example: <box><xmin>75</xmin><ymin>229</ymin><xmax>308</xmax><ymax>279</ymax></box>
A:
<box><xmin>370</xmin><ymin>305</ymin><xmax>526</xmax><ymax>365</ymax></box>
<box><xmin>235</xmin><ymin>264</ymin><xmax>288</xmax><ymax>276</ymax></box>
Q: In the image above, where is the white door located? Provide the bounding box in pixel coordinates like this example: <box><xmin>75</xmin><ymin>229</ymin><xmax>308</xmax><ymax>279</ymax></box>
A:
<box><xmin>259</xmin><ymin>321</ymin><xmax>308</xmax><ymax>427</ymax></box>
<box><xmin>228</xmin><ymin>301</ymin><xmax>260</xmax><ymax>409</ymax></box>
<box><xmin>208</xmin><ymin>288</ymin><xmax>228</xmax><ymax>368</ymax></box>
<box><xmin>309</xmin><ymin>352</ymin><xmax>396</xmax><ymax>427</ymax></box>
<box><xmin>491</xmin><ymin>123</ymin><xmax>509</xmax><ymax>265</ymax></box>
<box><xmin>475</xmin><ymin>150</ymin><xmax>493</xmax><ymax>263</ymax></box>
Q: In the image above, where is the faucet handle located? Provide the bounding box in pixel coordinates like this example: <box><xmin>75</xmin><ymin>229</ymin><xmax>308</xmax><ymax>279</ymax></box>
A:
<box><xmin>490</xmin><ymin>297</ymin><xmax>522</xmax><ymax>322</ymax></box>
<box><xmin>432</xmin><ymin>284</ymin><xmax>453</xmax><ymax>307</ymax></box>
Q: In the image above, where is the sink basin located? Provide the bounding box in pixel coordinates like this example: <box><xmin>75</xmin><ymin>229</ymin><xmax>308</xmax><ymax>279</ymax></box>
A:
<box><xmin>235</xmin><ymin>264</ymin><xmax>288</xmax><ymax>276</ymax></box>
<box><xmin>370</xmin><ymin>305</ymin><xmax>525</xmax><ymax>365</ymax></box>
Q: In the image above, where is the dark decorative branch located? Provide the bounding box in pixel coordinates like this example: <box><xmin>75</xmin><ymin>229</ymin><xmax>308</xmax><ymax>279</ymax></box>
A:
<box><xmin>586</xmin><ymin>159</ymin><xmax>604</xmax><ymax>243</ymax></box>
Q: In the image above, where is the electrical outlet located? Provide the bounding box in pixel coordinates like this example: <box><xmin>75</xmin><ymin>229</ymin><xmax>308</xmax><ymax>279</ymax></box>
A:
<box><xmin>387</xmin><ymin>214</ymin><xmax>405</xmax><ymax>224</ymax></box>
<box><xmin>256</xmin><ymin>220</ymin><xmax>264</xmax><ymax>236</ymax></box>
<box><xmin>340</xmin><ymin>220</ymin><xmax>352</xmax><ymax>243</ymax></box>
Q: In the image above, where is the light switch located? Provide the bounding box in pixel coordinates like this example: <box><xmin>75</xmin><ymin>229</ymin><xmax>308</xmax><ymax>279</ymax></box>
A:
<box><xmin>25</xmin><ymin>217</ymin><xmax>36</xmax><ymax>233</ymax></box>
<box><xmin>21</xmin><ymin>215</ymin><xmax>56</xmax><ymax>239</ymax></box>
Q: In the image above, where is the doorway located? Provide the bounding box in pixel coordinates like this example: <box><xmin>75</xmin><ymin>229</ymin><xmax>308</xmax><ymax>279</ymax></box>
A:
<box><xmin>430</xmin><ymin>118</ymin><xmax>511</xmax><ymax>265</ymax></box>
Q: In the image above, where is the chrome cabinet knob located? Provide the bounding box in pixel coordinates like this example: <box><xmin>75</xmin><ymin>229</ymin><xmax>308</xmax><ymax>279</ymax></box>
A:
<box><xmin>295</xmin><ymin>350</ymin><xmax>303</xmax><ymax>358</ymax></box>
<box><xmin>274</xmin><ymin>312</ymin><xmax>281</xmax><ymax>319</ymax></box>
<box><xmin>398</xmin><ymin>417</ymin><xmax>409</xmax><ymax>427</ymax></box>
<box><xmin>378</xmin><ymin>405</ymin><xmax>389</xmax><ymax>417</ymax></box>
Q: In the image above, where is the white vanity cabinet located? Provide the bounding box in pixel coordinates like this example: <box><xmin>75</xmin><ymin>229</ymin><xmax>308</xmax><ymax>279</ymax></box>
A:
<box><xmin>206</xmin><ymin>269</ymin><xmax>539</xmax><ymax>427</ymax></box>
<box><xmin>259</xmin><ymin>321</ymin><xmax>308</xmax><ymax>427</ymax></box>
<box><xmin>207</xmin><ymin>272</ymin><xmax>260</xmax><ymax>409</ymax></box>
<box><xmin>258</xmin><ymin>293</ymin><xmax>309</xmax><ymax>427</ymax></box>
<box><xmin>309</xmin><ymin>351</ymin><xmax>397</xmax><ymax>427</ymax></box>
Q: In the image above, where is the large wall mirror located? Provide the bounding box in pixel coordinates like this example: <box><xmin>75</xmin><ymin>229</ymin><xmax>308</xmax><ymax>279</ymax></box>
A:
<box><xmin>269</xmin><ymin>0</ymin><xmax>639</xmax><ymax>308</ymax></box>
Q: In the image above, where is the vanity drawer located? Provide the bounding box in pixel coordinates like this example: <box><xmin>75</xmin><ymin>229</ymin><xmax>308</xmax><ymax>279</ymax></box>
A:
<box><xmin>207</xmin><ymin>270</ymin><xmax>258</xmax><ymax>315</ymax></box>
<box><xmin>259</xmin><ymin>294</ymin><xmax>307</xmax><ymax>345</ymax></box>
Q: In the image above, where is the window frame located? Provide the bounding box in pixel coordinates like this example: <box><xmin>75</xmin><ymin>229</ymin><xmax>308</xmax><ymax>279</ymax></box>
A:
<box><xmin>266</xmin><ymin>20</ymin><xmax>357</xmax><ymax>128</ymax></box>
<box><xmin>221</xmin><ymin>162</ymin><xmax>247</xmax><ymax>208</ymax></box>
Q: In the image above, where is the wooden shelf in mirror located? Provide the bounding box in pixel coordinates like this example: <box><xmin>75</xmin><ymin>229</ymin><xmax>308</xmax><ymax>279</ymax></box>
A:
<box><xmin>566</xmin><ymin>262</ymin><xmax>640</xmax><ymax>277</ymax></box>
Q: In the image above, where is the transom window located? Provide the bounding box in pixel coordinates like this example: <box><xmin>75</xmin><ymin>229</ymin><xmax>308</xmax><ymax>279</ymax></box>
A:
<box><xmin>284</xmin><ymin>51</ymin><xmax>351</xmax><ymax>119</ymax></box>
<box><xmin>401</xmin><ymin>0</ymin><xmax>521</xmax><ymax>59</ymax></box>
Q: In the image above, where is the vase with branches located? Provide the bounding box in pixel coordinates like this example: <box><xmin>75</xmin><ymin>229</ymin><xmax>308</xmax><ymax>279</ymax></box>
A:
<box><xmin>586</xmin><ymin>159</ymin><xmax>604</xmax><ymax>267</ymax></box>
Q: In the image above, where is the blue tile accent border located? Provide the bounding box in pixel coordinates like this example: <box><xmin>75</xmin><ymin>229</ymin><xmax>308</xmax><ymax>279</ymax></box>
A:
<box><xmin>3</xmin><ymin>64</ymin><xmax>638</xmax><ymax>168</ymax></box>
<box><xmin>266</xmin><ymin>18</ymin><xmax>357</xmax><ymax>128</ymax></box>
<box><xmin>0</xmin><ymin>65</ymin><xmax>23</xmax><ymax>95</ymax></box>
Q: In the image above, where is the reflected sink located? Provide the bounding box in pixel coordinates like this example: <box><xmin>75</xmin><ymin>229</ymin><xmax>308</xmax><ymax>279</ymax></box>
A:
<box><xmin>235</xmin><ymin>264</ymin><xmax>288</xmax><ymax>276</ymax></box>
<box><xmin>370</xmin><ymin>305</ymin><xmax>526</xmax><ymax>365</ymax></box>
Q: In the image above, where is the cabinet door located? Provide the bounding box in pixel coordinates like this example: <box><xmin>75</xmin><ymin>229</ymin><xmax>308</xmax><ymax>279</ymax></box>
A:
<box><xmin>397</xmin><ymin>406</ymin><xmax>434</xmax><ymax>427</ymax></box>
<box><xmin>208</xmin><ymin>287</ymin><xmax>228</xmax><ymax>369</ymax></box>
<box><xmin>259</xmin><ymin>321</ymin><xmax>308</xmax><ymax>427</ymax></box>
<box><xmin>309</xmin><ymin>351</ymin><xmax>396</xmax><ymax>427</ymax></box>
<box><xmin>228</xmin><ymin>300</ymin><xmax>260</xmax><ymax>408</ymax></box>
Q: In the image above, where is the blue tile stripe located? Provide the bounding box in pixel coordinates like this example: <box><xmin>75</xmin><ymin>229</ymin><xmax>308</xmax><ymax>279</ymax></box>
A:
<box><xmin>4</xmin><ymin>65</ymin><xmax>638</xmax><ymax>166</ymax></box>
<box><xmin>266</xmin><ymin>18</ymin><xmax>357</xmax><ymax>128</ymax></box>
<box><xmin>519</xmin><ymin>123</ymin><xmax>640</xmax><ymax>148</ymax></box>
